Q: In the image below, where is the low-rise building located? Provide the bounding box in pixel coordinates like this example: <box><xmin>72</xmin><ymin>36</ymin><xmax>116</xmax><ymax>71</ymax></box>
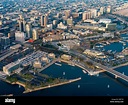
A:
<box><xmin>3</xmin><ymin>61</ymin><xmax>20</xmax><ymax>75</ymax></box>
<box><xmin>61</xmin><ymin>54</ymin><xmax>71</xmax><ymax>61</ymax></box>
<box><xmin>83</xmin><ymin>49</ymin><xmax>106</xmax><ymax>58</ymax></box>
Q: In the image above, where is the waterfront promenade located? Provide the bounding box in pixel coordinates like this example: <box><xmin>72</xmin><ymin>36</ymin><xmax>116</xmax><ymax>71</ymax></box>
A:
<box><xmin>87</xmin><ymin>57</ymin><xmax>128</xmax><ymax>82</ymax></box>
<box><xmin>69</xmin><ymin>51</ymin><xmax>128</xmax><ymax>82</ymax></box>
<box><xmin>23</xmin><ymin>77</ymin><xmax>81</xmax><ymax>94</ymax></box>
<box><xmin>112</xmin><ymin>62</ymin><xmax>128</xmax><ymax>69</ymax></box>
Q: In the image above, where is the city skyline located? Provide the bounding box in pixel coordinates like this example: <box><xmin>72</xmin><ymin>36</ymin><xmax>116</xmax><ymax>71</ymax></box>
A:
<box><xmin>0</xmin><ymin>0</ymin><xmax>128</xmax><ymax>104</ymax></box>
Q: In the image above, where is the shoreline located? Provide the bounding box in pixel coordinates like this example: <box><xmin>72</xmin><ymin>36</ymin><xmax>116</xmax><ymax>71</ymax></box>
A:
<box><xmin>23</xmin><ymin>77</ymin><xmax>81</xmax><ymax>94</ymax></box>
<box><xmin>1</xmin><ymin>58</ymin><xmax>128</xmax><ymax>96</ymax></box>
<box><xmin>112</xmin><ymin>62</ymin><xmax>128</xmax><ymax>69</ymax></box>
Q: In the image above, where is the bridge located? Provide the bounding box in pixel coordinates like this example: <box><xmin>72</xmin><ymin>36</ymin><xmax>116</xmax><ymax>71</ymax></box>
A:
<box><xmin>93</xmin><ymin>61</ymin><xmax>128</xmax><ymax>82</ymax></box>
<box><xmin>69</xmin><ymin>51</ymin><xmax>128</xmax><ymax>82</ymax></box>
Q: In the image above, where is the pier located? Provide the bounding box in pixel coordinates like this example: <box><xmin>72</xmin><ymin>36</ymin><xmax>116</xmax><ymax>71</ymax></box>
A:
<box><xmin>23</xmin><ymin>77</ymin><xmax>81</xmax><ymax>94</ymax></box>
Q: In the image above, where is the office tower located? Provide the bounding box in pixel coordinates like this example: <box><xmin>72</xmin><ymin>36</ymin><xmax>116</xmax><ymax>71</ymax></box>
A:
<box><xmin>19</xmin><ymin>14</ymin><xmax>23</xmax><ymax>20</ymax></box>
<box><xmin>64</xmin><ymin>10</ymin><xmax>71</xmax><ymax>19</ymax></box>
<box><xmin>107</xmin><ymin>6</ymin><xmax>111</xmax><ymax>13</ymax></box>
<box><xmin>0</xmin><ymin>36</ymin><xmax>10</xmax><ymax>49</ymax></box>
<box><xmin>90</xmin><ymin>9</ymin><xmax>97</xmax><ymax>18</ymax></box>
<box><xmin>41</xmin><ymin>15</ymin><xmax>48</xmax><ymax>27</ymax></box>
<box><xmin>15</xmin><ymin>31</ymin><xmax>26</xmax><ymax>43</ymax></box>
<box><xmin>18</xmin><ymin>20</ymin><xmax>24</xmax><ymax>32</ymax></box>
<box><xmin>18</xmin><ymin>14</ymin><xmax>26</xmax><ymax>32</ymax></box>
<box><xmin>32</xmin><ymin>28</ymin><xmax>38</xmax><ymax>40</ymax></box>
<box><xmin>0</xmin><ymin>20</ymin><xmax>2</xmax><ymax>25</ymax></box>
<box><xmin>26</xmin><ymin>22</ymin><xmax>32</xmax><ymax>38</ymax></box>
<box><xmin>82</xmin><ymin>11</ymin><xmax>92</xmax><ymax>20</ymax></box>
<box><xmin>100</xmin><ymin>7</ymin><xmax>104</xmax><ymax>15</ymax></box>
<box><xmin>23</xmin><ymin>19</ymin><xmax>26</xmax><ymax>32</ymax></box>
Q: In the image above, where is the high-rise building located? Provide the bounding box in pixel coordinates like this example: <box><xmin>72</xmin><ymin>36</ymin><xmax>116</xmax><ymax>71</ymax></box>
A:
<box><xmin>8</xmin><ymin>29</ymin><xmax>15</xmax><ymax>41</ymax></box>
<box><xmin>107</xmin><ymin>6</ymin><xmax>111</xmax><ymax>13</ymax></box>
<box><xmin>0</xmin><ymin>20</ymin><xmax>2</xmax><ymax>25</ymax></box>
<box><xmin>19</xmin><ymin>14</ymin><xmax>23</xmax><ymax>20</ymax></box>
<box><xmin>26</xmin><ymin>22</ymin><xmax>32</xmax><ymax>38</ymax></box>
<box><xmin>90</xmin><ymin>9</ymin><xmax>97</xmax><ymax>18</ymax></box>
<box><xmin>41</xmin><ymin>15</ymin><xmax>48</xmax><ymax>27</ymax></box>
<box><xmin>18</xmin><ymin>20</ymin><xmax>24</xmax><ymax>32</ymax></box>
<box><xmin>18</xmin><ymin>14</ymin><xmax>26</xmax><ymax>32</ymax></box>
<box><xmin>64</xmin><ymin>10</ymin><xmax>71</xmax><ymax>19</ymax></box>
<box><xmin>23</xmin><ymin>19</ymin><xmax>26</xmax><ymax>32</ymax></box>
<box><xmin>100</xmin><ymin>7</ymin><xmax>104</xmax><ymax>15</ymax></box>
<box><xmin>67</xmin><ymin>17</ymin><xmax>73</xmax><ymax>25</ymax></box>
<box><xmin>32</xmin><ymin>28</ymin><xmax>39</xmax><ymax>40</ymax></box>
<box><xmin>15</xmin><ymin>31</ymin><xmax>26</xmax><ymax>43</ymax></box>
<box><xmin>82</xmin><ymin>11</ymin><xmax>92</xmax><ymax>20</ymax></box>
<box><xmin>0</xmin><ymin>36</ymin><xmax>10</xmax><ymax>49</ymax></box>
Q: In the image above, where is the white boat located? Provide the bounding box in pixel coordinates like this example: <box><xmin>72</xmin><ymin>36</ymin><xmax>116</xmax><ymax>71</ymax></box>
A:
<box><xmin>68</xmin><ymin>63</ymin><xmax>75</xmax><ymax>66</ymax></box>
<box><xmin>82</xmin><ymin>70</ymin><xmax>87</xmax><ymax>74</ymax></box>
<box><xmin>96</xmin><ymin>73</ymin><xmax>99</xmax><ymax>76</ymax></box>
<box><xmin>107</xmin><ymin>85</ymin><xmax>110</xmax><ymax>88</ymax></box>
<box><xmin>119</xmin><ymin>40</ymin><xmax>124</xmax><ymax>43</ymax></box>
<box><xmin>106</xmin><ymin>42</ymin><xmax>110</xmax><ymax>45</ymax></box>
<box><xmin>78</xmin><ymin>85</ymin><xmax>80</xmax><ymax>88</ymax></box>
<box><xmin>55</xmin><ymin>62</ymin><xmax>62</xmax><ymax>66</ymax></box>
<box><xmin>63</xmin><ymin>72</ymin><xmax>65</xmax><ymax>75</ymax></box>
<box><xmin>123</xmin><ymin>43</ymin><xmax>126</xmax><ymax>46</ymax></box>
<box><xmin>19</xmin><ymin>85</ymin><xmax>21</xmax><ymax>88</ymax></box>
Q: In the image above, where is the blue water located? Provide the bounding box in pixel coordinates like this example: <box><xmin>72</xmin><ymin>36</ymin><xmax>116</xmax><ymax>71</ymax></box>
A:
<box><xmin>0</xmin><ymin>33</ymin><xmax>128</xmax><ymax>96</ymax></box>
<box><xmin>104</xmin><ymin>42</ymin><xmax>123</xmax><ymax>52</ymax></box>
<box><xmin>0</xmin><ymin>81</ymin><xmax>25</xmax><ymax>96</ymax></box>
<box><xmin>0</xmin><ymin>62</ymin><xmax>128</xmax><ymax>96</ymax></box>
<box><xmin>21</xmin><ymin>63</ymin><xmax>128</xmax><ymax>96</ymax></box>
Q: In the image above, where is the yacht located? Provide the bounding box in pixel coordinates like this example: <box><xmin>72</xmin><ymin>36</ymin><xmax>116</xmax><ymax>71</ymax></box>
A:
<box><xmin>78</xmin><ymin>85</ymin><xmax>80</xmax><ymax>88</ymax></box>
<box><xmin>19</xmin><ymin>85</ymin><xmax>21</xmax><ymax>88</ymax></box>
<box><xmin>55</xmin><ymin>62</ymin><xmax>62</xmax><ymax>66</ymax></box>
<box><xmin>107</xmin><ymin>85</ymin><xmax>110</xmax><ymax>88</ymax></box>
<box><xmin>82</xmin><ymin>70</ymin><xmax>87</xmax><ymax>74</ymax></box>
<box><xmin>63</xmin><ymin>72</ymin><xmax>65</xmax><ymax>75</ymax></box>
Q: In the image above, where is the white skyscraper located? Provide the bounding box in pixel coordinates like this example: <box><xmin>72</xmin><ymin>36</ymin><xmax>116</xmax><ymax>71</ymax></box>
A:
<box><xmin>32</xmin><ymin>28</ymin><xmax>38</xmax><ymax>40</ymax></box>
<box><xmin>15</xmin><ymin>31</ymin><xmax>26</xmax><ymax>43</ymax></box>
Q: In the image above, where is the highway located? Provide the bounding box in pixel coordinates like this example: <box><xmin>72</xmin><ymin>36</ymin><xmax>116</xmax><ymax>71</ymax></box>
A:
<box><xmin>69</xmin><ymin>51</ymin><xmax>128</xmax><ymax>82</ymax></box>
